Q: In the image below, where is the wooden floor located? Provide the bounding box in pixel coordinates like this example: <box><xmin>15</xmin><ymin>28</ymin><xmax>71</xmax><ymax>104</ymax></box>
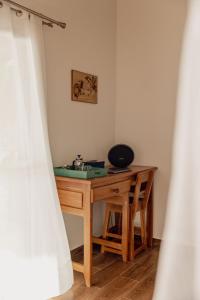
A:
<box><xmin>54</xmin><ymin>242</ymin><xmax>159</xmax><ymax>300</ymax></box>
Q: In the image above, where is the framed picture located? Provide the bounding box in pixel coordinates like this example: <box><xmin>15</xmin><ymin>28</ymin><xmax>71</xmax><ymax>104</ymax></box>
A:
<box><xmin>71</xmin><ymin>70</ymin><xmax>98</xmax><ymax>104</ymax></box>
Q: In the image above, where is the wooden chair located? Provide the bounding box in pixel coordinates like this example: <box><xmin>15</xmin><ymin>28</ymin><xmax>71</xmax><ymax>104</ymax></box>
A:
<box><xmin>101</xmin><ymin>170</ymin><xmax>154</xmax><ymax>260</ymax></box>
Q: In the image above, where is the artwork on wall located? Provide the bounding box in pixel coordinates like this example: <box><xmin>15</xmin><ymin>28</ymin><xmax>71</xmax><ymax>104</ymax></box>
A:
<box><xmin>71</xmin><ymin>70</ymin><xmax>98</xmax><ymax>104</ymax></box>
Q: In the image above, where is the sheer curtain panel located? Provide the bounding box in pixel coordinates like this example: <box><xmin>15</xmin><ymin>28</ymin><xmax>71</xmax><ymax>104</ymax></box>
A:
<box><xmin>153</xmin><ymin>0</ymin><xmax>200</xmax><ymax>299</ymax></box>
<box><xmin>0</xmin><ymin>4</ymin><xmax>73</xmax><ymax>300</ymax></box>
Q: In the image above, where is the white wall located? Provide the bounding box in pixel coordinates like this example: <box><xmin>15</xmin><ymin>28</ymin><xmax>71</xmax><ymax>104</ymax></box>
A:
<box><xmin>116</xmin><ymin>0</ymin><xmax>187</xmax><ymax>238</ymax></box>
<box><xmin>20</xmin><ymin>0</ymin><xmax>116</xmax><ymax>249</ymax></box>
<box><xmin>45</xmin><ymin>0</ymin><xmax>116</xmax><ymax>250</ymax></box>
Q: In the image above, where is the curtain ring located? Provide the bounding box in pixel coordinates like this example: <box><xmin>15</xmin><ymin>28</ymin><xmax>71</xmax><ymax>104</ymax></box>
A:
<box><xmin>16</xmin><ymin>9</ymin><xmax>23</xmax><ymax>17</ymax></box>
<box><xmin>10</xmin><ymin>7</ymin><xmax>23</xmax><ymax>17</ymax></box>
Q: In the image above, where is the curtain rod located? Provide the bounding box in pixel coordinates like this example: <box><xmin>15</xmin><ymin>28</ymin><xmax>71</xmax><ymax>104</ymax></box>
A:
<box><xmin>2</xmin><ymin>0</ymin><xmax>66</xmax><ymax>29</ymax></box>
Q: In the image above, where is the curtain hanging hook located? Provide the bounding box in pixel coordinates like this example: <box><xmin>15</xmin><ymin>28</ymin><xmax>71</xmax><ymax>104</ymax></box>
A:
<box><xmin>28</xmin><ymin>13</ymin><xmax>31</xmax><ymax>20</ymax></box>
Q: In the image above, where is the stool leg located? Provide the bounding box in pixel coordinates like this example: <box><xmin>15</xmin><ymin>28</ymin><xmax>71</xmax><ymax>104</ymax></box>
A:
<box><xmin>101</xmin><ymin>205</ymin><xmax>111</xmax><ymax>254</ymax></box>
<box><xmin>129</xmin><ymin>210</ymin><xmax>134</xmax><ymax>261</ymax></box>
<box><xmin>122</xmin><ymin>193</ymin><xmax>129</xmax><ymax>262</ymax></box>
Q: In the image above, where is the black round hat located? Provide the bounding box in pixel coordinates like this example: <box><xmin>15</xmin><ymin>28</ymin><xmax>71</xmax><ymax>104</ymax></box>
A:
<box><xmin>108</xmin><ymin>144</ymin><xmax>134</xmax><ymax>168</ymax></box>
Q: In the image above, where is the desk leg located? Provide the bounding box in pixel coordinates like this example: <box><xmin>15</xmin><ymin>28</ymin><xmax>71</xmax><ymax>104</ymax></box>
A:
<box><xmin>122</xmin><ymin>192</ymin><xmax>129</xmax><ymax>262</ymax></box>
<box><xmin>84</xmin><ymin>189</ymin><xmax>93</xmax><ymax>287</ymax></box>
<box><xmin>147</xmin><ymin>183</ymin><xmax>154</xmax><ymax>248</ymax></box>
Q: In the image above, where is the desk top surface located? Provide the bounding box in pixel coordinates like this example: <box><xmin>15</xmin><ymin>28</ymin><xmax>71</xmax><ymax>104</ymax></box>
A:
<box><xmin>56</xmin><ymin>165</ymin><xmax>157</xmax><ymax>189</ymax></box>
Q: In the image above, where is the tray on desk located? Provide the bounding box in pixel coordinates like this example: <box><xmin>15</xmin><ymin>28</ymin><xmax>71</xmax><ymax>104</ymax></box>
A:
<box><xmin>54</xmin><ymin>167</ymin><xmax>108</xmax><ymax>179</ymax></box>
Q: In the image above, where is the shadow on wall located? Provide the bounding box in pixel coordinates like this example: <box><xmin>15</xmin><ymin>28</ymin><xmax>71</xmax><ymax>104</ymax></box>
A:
<box><xmin>115</xmin><ymin>0</ymin><xmax>188</xmax><ymax>239</ymax></box>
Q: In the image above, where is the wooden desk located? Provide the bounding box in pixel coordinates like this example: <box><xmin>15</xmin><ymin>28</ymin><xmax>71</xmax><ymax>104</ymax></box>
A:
<box><xmin>56</xmin><ymin>165</ymin><xmax>157</xmax><ymax>287</ymax></box>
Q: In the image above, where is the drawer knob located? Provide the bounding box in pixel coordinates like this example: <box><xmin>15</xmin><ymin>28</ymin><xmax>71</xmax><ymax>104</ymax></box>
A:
<box><xmin>112</xmin><ymin>188</ymin><xmax>120</xmax><ymax>194</ymax></box>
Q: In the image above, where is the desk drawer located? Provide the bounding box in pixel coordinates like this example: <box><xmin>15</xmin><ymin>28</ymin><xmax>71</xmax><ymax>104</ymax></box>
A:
<box><xmin>58</xmin><ymin>189</ymin><xmax>83</xmax><ymax>209</ymax></box>
<box><xmin>94</xmin><ymin>180</ymin><xmax>131</xmax><ymax>201</ymax></box>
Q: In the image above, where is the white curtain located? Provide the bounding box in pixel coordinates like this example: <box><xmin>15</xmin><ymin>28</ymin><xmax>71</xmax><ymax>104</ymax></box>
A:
<box><xmin>153</xmin><ymin>0</ymin><xmax>200</xmax><ymax>299</ymax></box>
<box><xmin>0</xmin><ymin>4</ymin><xmax>73</xmax><ymax>300</ymax></box>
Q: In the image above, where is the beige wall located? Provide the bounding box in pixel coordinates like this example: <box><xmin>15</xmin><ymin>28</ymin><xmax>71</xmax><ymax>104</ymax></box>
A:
<box><xmin>17</xmin><ymin>0</ymin><xmax>187</xmax><ymax>246</ymax></box>
<box><xmin>116</xmin><ymin>0</ymin><xmax>187</xmax><ymax>238</ymax></box>
<box><xmin>20</xmin><ymin>0</ymin><xmax>116</xmax><ymax>249</ymax></box>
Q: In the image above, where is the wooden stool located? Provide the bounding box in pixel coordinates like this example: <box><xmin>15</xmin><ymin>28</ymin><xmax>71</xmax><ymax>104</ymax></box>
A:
<box><xmin>101</xmin><ymin>170</ymin><xmax>154</xmax><ymax>260</ymax></box>
<box><xmin>93</xmin><ymin>194</ymin><xmax>130</xmax><ymax>262</ymax></box>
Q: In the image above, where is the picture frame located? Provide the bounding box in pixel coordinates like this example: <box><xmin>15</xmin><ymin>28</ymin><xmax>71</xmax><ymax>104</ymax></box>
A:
<box><xmin>71</xmin><ymin>70</ymin><xmax>98</xmax><ymax>104</ymax></box>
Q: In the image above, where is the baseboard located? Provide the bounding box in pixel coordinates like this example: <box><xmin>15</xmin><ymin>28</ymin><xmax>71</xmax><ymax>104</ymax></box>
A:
<box><xmin>153</xmin><ymin>238</ymin><xmax>161</xmax><ymax>247</ymax></box>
